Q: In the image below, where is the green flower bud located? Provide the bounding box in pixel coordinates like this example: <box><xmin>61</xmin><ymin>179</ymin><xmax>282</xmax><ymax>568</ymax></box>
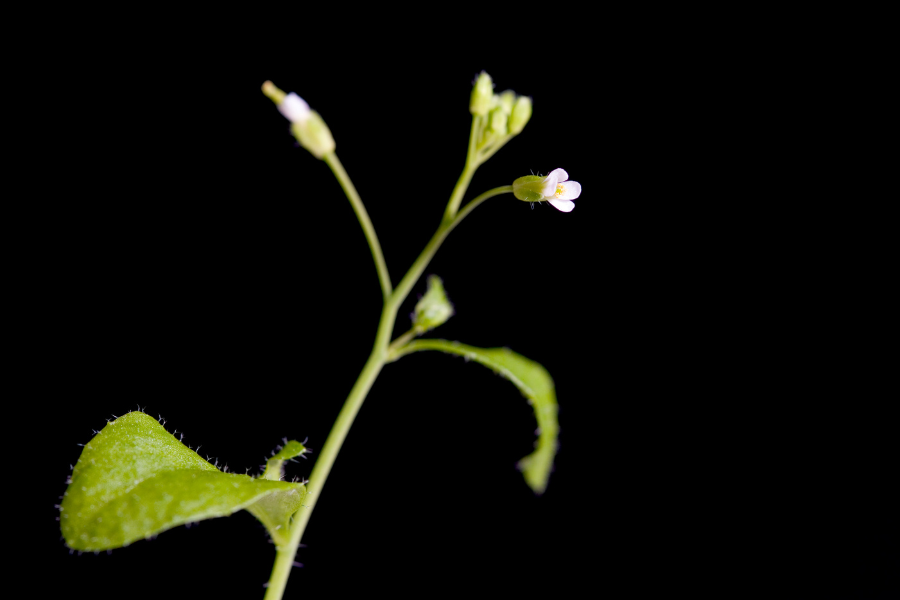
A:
<box><xmin>509</xmin><ymin>96</ymin><xmax>532</xmax><ymax>134</ymax></box>
<box><xmin>470</xmin><ymin>71</ymin><xmax>493</xmax><ymax>116</ymax></box>
<box><xmin>488</xmin><ymin>107</ymin><xmax>508</xmax><ymax>136</ymax></box>
<box><xmin>290</xmin><ymin>111</ymin><xmax>335</xmax><ymax>159</ymax></box>
<box><xmin>413</xmin><ymin>276</ymin><xmax>454</xmax><ymax>333</ymax></box>
<box><xmin>498</xmin><ymin>90</ymin><xmax>515</xmax><ymax>114</ymax></box>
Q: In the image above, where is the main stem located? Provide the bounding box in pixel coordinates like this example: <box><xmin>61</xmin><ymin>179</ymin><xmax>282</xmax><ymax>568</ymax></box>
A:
<box><xmin>263</xmin><ymin>185</ymin><xmax>511</xmax><ymax>599</ymax></box>
<box><xmin>265</xmin><ymin>116</ymin><xmax>510</xmax><ymax>598</ymax></box>
<box><xmin>263</xmin><ymin>304</ymin><xmax>395</xmax><ymax>600</ymax></box>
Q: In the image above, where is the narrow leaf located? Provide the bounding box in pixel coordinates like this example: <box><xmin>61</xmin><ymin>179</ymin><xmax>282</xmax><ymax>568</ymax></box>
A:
<box><xmin>393</xmin><ymin>340</ymin><xmax>559</xmax><ymax>494</ymax></box>
<box><xmin>261</xmin><ymin>439</ymin><xmax>309</xmax><ymax>481</ymax></box>
<box><xmin>60</xmin><ymin>411</ymin><xmax>306</xmax><ymax>551</ymax></box>
<box><xmin>250</xmin><ymin>439</ymin><xmax>311</xmax><ymax>541</ymax></box>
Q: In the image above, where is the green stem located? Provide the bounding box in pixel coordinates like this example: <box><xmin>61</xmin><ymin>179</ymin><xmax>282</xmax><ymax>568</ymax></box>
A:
<box><xmin>444</xmin><ymin>116</ymin><xmax>481</xmax><ymax>221</ymax></box>
<box><xmin>393</xmin><ymin>186</ymin><xmax>512</xmax><ymax>310</ymax></box>
<box><xmin>323</xmin><ymin>152</ymin><xmax>393</xmax><ymax>302</ymax></box>
<box><xmin>264</xmin><ymin>306</ymin><xmax>393</xmax><ymax>600</ymax></box>
<box><xmin>387</xmin><ymin>328</ymin><xmax>418</xmax><ymax>357</ymax></box>
<box><xmin>477</xmin><ymin>134</ymin><xmax>512</xmax><ymax>164</ymax></box>
<box><xmin>264</xmin><ymin>174</ymin><xmax>512</xmax><ymax>600</ymax></box>
<box><xmin>455</xmin><ymin>185</ymin><xmax>512</xmax><ymax>226</ymax></box>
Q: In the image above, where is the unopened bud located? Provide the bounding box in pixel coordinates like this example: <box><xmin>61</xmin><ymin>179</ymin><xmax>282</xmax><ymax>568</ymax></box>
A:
<box><xmin>498</xmin><ymin>90</ymin><xmax>515</xmax><ymax>114</ymax></box>
<box><xmin>291</xmin><ymin>112</ymin><xmax>335</xmax><ymax>159</ymax></box>
<box><xmin>263</xmin><ymin>82</ymin><xmax>335</xmax><ymax>159</ymax></box>
<box><xmin>488</xmin><ymin>107</ymin><xmax>508</xmax><ymax>136</ymax></box>
<box><xmin>470</xmin><ymin>72</ymin><xmax>493</xmax><ymax>116</ymax></box>
<box><xmin>509</xmin><ymin>96</ymin><xmax>532</xmax><ymax>134</ymax></box>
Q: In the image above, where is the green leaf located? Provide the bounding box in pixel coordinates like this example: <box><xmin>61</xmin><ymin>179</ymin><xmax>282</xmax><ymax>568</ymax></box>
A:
<box><xmin>392</xmin><ymin>340</ymin><xmax>559</xmax><ymax>494</ymax></box>
<box><xmin>261</xmin><ymin>439</ymin><xmax>309</xmax><ymax>481</ymax></box>
<box><xmin>249</xmin><ymin>439</ymin><xmax>310</xmax><ymax>538</ymax></box>
<box><xmin>60</xmin><ymin>411</ymin><xmax>306</xmax><ymax>551</ymax></box>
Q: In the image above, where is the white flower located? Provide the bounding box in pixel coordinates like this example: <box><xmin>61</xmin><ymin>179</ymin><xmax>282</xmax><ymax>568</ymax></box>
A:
<box><xmin>277</xmin><ymin>92</ymin><xmax>311</xmax><ymax>124</ymax></box>
<box><xmin>539</xmin><ymin>168</ymin><xmax>582</xmax><ymax>212</ymax></box>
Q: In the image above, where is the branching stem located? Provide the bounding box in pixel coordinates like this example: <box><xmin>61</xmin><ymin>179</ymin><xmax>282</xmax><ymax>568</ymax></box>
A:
<box><xmin>263</xmin><ymin>176</ymin><xmax>512</xmax><ymax>599</ymax></box>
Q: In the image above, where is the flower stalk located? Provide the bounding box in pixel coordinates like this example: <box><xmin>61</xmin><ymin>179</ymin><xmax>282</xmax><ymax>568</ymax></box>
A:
<box><xmin>323</xmin><ymin>152</ymin><xmax>392</xmax><ymax>302</ymax></box>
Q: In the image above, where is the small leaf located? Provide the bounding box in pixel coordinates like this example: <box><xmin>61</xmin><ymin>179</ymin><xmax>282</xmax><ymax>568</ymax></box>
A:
<box><xmin>261</xmin><ymin>439</ymin><xmax>309</xmax><ymax>481</ymax></box>
<box><xmin>412</xmin><ymin>275</ymin><xmax>454</xmax><ymax>334</ymax></box>
<box><xmin>392</xmin><ymin>340</ymin><xmax>559</xmax><ymax>494</ymax></box>
<box><xmin>249</xmin><ymin>439</ymin><xmax>310</xmax><ymax>539</ymax></box>
<box><xmin>60</xmin><ymin>411</ymin><xmax>306</xmax><ymax>551</ymax></box>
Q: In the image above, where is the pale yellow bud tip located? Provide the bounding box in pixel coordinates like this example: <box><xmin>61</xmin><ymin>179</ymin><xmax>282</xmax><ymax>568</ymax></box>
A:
<box><xmin>261</xmin><ymin>80</ymin><xmax>287</xmax><ymax>104</ymax></box>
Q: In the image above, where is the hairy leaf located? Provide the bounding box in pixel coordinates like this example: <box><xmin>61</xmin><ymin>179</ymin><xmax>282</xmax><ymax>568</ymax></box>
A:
<box><xmin>60</xmin><ymin>411</ymin><xmax>306</xmax><ymax>551</ymax></box>
<box><xmin>393</xmin><ymin>340</ymin><xmax>559</xmax><ymax>494</ymax></box>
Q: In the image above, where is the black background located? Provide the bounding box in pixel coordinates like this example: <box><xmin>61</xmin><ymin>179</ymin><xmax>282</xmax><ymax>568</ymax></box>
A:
<box><xmin>27</xmin><ymin>14</ymin><xmax>896</xmax><ymax>599</ymax></box>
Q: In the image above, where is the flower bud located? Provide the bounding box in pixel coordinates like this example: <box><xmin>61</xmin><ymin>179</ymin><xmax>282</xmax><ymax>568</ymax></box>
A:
<box><xmin>470</xmin><ymin>71</ymin><xmax>493</xmax><ymax>116</ymax></box>
<box><xmin>291</xmin><ymin>112</ymin><xmax>335</xmax><ymax>159</ymax></box>
<box><xmin>498</xmin><ymin>90</ymin><xmax>515</xmax><ymax>114</ymax></box>
<box><xmin>509</xmin><ymin>96</ymin><xmax>532</xmax><ymax>134</ymax></box>
<box><xmin>413</xmin><ymin>276</ymin><xmax>454</xmax><ymax>333</ymax></box>
<box><xmin>488</xmin><ymin>107</ymin><xmax>508</xmax><ymax>136</ymax></box>
<box><xmin>263</xmin><ymin>82</ymin><xmax>336</xmax><ymax>159</ymax></box>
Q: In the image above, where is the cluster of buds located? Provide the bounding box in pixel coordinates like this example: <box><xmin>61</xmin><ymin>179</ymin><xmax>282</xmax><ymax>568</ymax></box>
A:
<box><xmin>262</xmin><ymin>81</ymin><xmax>335</xmax><ymax>159</ymax></box>
<box><xmin>263</xmin><ymin>75</ymin><xmax>580</xmax><ymax>212</ymax></box>
<box><xmin>471</xmin><ymin>72</ymin><xmax>581</xmax><ymax>211</ymax></box>
<box><xmin>469</xmin><ymin>72</ymin><xmax>532</xmax><ymax>151</ymax></box>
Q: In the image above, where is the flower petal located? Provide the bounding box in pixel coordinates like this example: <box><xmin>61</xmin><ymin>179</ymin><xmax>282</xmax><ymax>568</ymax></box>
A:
<box><xmin>547</xmin><ymin>168</ymin><xmax>568</xmax><ymax>183</ymax></box>
<box><xmin>278</xmin><ymin>93</ymin><xmax>311</xmax><ymax>124</ymax></box>
<box><xmin>540</xmin><ymin>172</ymin><xmax>559</xmax><ymax>198</ymax></box>
<box><xmin>548</xmin><ymin>199</ymin><xmax>575</xmax><ymax>212</ymax></box>
<box><xmin>555</xmin><ymin>181</ymin><xmax>582</xmax><ymax>200</ymax></box>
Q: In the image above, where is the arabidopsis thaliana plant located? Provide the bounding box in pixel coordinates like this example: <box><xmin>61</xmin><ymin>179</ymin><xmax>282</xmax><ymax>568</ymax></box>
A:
<box><xmin>278</xmin><ymin>93</ymin><xmax>311</xmax><ymax>124</ymax></box>
<box><xmin>512</xmin><ymin>168</ymin><xmax>582</xmax><ymax>212</ymax></box>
